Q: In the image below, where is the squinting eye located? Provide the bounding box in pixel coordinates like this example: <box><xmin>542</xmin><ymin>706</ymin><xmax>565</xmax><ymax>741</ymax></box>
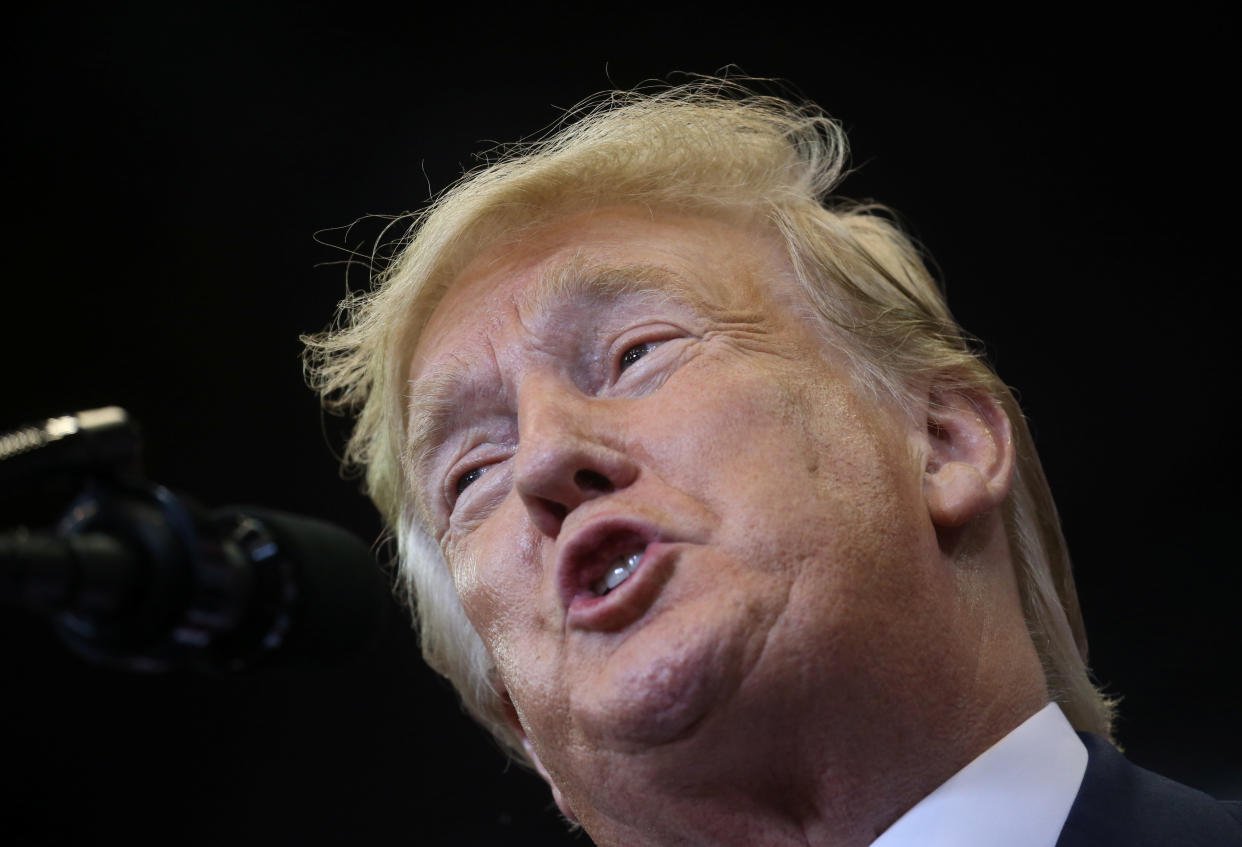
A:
<box><xmin>619</xmin><ymin>342</ymin><xmax>654</xmax><ymax>372</ymax></box>
<box><xmin>455</xmin><ymin>466</ymin><xmax>486</xmax><ymax>495</ymax></box>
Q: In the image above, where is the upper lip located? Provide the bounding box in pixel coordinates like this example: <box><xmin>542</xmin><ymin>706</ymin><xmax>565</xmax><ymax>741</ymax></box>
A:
<box><xmin>556</xmin><ymin>513</ymin><xmax>664</xmax><ymax>611</ymax></box>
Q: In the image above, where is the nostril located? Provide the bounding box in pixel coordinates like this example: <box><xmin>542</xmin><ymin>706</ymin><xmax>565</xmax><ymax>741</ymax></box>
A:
<box><xmin>545</xmin><ymin>500</ymin><xmax>568</xmax><ymax>523</ymax></box>
<box><xmin>573</xmin><ymin>469</ymin><xmax>614</xmax><ymax>493</ymax></box>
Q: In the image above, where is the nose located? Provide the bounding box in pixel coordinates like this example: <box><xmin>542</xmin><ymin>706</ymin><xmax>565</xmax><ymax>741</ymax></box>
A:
<box><xmin>514</xmin><ymin>375</ymin><xmax>639</xmax><ymax>538</ymax></box>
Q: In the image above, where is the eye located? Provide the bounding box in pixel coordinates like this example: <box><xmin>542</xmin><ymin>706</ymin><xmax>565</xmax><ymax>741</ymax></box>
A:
<box><xmin>618</xmin><ymin>341</ymin><xmax>655</xmax><ymax>373</ymax></box>
<box><xmin>454</xmin><ymin>466</ymin><xmax>486</xmax><ymax>495</ymax></box>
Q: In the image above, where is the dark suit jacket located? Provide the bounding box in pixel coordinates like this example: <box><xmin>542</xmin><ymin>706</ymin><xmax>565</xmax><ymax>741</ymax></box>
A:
<box><xmin>1055</xmin><ymin>733</ymin><xmax>1242</xmax><ymax>846</ymax></box>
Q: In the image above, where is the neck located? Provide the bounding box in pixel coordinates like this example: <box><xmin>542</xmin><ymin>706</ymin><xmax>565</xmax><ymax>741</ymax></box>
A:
<box><xmin>583</xmin><ymin>688</ymin><xmax>1048</xmax><ymax>847</ymax></box>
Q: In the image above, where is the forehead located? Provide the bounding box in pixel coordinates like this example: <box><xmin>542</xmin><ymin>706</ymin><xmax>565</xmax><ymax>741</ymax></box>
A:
<box><xmin>408</xmin><ymin>206</ymin><xmax>796</xmax><ymax>374</ymax></box>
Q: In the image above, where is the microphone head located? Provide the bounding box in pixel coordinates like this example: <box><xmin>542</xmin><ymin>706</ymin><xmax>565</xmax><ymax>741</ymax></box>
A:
<box><xmin>212</xmin><ymin>506</ymin><xmax>395</xmax><ymax>670</ymax></box>
<box><xmin>3</xmin><ymin>407</ymin><xmax>397</xmax><ymax>674</ymax></box>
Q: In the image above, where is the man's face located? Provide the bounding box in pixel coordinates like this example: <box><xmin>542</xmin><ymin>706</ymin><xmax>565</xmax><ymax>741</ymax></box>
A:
<box><xmin>407</xmin><ymin>207</ymin><xmax>956</xmax><ymax>827</ymax></box>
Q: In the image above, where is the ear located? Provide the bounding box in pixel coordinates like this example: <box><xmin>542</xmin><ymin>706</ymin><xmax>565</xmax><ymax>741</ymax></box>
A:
<box><xmin>501</xmin><ymin>689</ymin><xmax>580</xmax><ymax>825</ymax></box>
<box><xmin>921</xmin><ymin>384</ymin><xmax>1015</xmax><ymax>528</ymax></box>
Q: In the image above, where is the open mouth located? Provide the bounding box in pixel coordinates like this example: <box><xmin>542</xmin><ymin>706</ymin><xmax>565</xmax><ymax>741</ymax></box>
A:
<box><xmin>559</xmin><ymin>519</ymin><xmax>676</xmax><ymax>631</ymax></box>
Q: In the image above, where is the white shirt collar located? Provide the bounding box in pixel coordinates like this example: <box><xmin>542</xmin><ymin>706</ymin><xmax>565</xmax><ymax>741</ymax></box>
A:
<box><xmin>869</xmin><ymin>703</ymin><xmax>1088</xmax><ymax>847</ymax></box>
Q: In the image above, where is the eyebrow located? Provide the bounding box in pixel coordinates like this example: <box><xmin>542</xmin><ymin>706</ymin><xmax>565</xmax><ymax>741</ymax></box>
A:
<box><xmin>403</xmin><ymin>260</ymin><xmax>700</xmax><ymax>520</ymax></box>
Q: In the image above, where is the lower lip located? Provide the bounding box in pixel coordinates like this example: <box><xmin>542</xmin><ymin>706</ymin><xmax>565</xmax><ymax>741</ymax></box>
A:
<box><xmin>566</xmin><ymin>542</ymin><xmax>676</xmax><ymax>632</ymax></box>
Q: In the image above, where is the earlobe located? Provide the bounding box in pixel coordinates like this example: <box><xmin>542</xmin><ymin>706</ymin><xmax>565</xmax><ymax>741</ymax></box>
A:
<box><xmin>502</xmin><ymin>690</ymin><xmax>580</xmax><ymax>825</ymax></box>
<box><xmin>921</xmin><ymin>385</ymin><xmax>1015</xmax><ymax>528</ymax></box>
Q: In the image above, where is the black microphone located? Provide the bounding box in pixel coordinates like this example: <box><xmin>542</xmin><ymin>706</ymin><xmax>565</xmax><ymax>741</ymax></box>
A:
<box><xmin>2</xmin><ymin>457</ymin><xmax>393</xmax><ymax>674</ymax></box>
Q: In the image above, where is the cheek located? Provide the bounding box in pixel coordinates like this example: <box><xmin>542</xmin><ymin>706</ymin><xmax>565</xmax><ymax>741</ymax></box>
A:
<box><xmin>450</xmin><ymin>509</ymin><xmax>532</xmax><ymax>646</ymax></box>
<box><xmin>637</xmin><ymin>360</ymin><xmax>813</xmax><ymax>485</ymax></box>
<box><xmin>734</xmin><ymin>375</ymin><xmax>918</xmax><ymax>569</ymax></box>
<box><xmin>448</xmin><ymin>544</ymin><xmax>504</xmax><ymax>655</ymax></box>
<box><xmin>449</xmin><ymin>505</ymin><xmax>562</xmax><ymax>684</ymax></box>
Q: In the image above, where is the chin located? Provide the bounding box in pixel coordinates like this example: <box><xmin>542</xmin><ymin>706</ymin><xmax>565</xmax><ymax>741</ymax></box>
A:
<box><xmin>572</xmin><ymin>613</ymin><xmax>741</xmax><ymax>752</ymax></box>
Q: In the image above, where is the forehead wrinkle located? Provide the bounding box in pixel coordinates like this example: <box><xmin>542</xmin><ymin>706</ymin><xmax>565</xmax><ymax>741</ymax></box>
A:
<box><xmin>515</xmin><ymin>257</ymin><xmax>704</xmax><ymax>325</ymax></box>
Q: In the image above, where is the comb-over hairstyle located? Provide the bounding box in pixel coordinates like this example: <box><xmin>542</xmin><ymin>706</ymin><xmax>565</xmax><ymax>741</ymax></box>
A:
<box><xmin>304</xmin><ymin>79</ymin><xmax>1115</xmax><ymax>760</ymax></box>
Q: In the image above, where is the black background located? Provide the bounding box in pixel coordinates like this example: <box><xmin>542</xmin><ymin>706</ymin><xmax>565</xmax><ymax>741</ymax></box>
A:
<box><xmin>6</xmin><ymin>5</ymin><xmax>1239</xmax><ymax>845</ymax></box>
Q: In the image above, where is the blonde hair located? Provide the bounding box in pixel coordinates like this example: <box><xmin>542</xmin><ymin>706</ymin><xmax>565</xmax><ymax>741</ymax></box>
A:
<box><xmin>304</xmin><ymin>80</ymin><xmax>1115</xmax><ymax>759</ymax></box>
